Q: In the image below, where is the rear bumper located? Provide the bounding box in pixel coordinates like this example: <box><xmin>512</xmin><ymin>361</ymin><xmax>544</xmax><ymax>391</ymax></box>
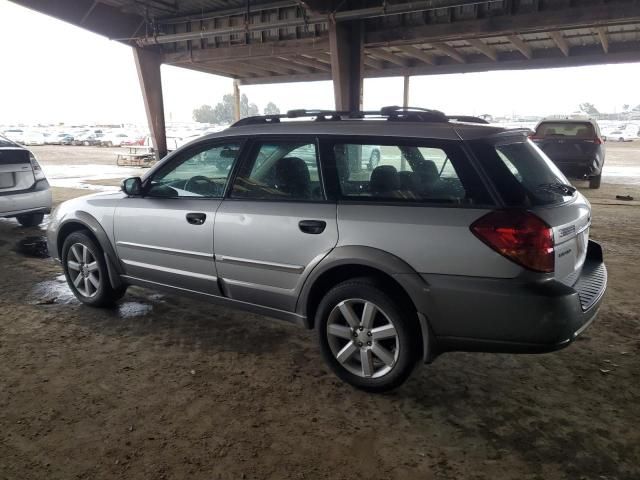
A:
<box><xmin>419</xmin><ymin>240</ymin><xmax>607</xmax><ymax>355</ymax></box>
<box><xmin>555</xmin><ymin>160</ymin><xmax>602</xmax><ymax>178</ymax></box>
<box><xmin>0</xmin><ymin>180</ymin><xmax>52</xmax><ymax>217</ymax></box>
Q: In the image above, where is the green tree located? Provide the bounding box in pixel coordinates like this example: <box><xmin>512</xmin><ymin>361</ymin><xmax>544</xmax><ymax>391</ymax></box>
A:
<box><xmin>263</xmin><ymin>102</ymin><xmax>281</xmax><ymax>115</ymax></box>
<box><xmin>578</xmin><ymin>102</ymin><xmax>600</xmax><ymax>115</ymax></box>
<box><xmin>207</xmin><ymin>93</ymin><xmax>260</xmax><ymax>125</ymax></box>
<box><xmin>192</xmin><ymin>104</ymin><xmax>216</xmax><ymax>123</ymax></box>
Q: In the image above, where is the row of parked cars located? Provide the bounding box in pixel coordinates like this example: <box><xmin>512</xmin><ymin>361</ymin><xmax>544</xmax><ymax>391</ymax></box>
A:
<box><xmin>1</xmin><ymin>128</ymin><xmax>146</xmax><ymax>148</ymax></box>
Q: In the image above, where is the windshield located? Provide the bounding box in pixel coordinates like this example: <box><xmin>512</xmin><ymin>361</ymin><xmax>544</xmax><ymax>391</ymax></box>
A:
<box><xmin>469</xmin><ymin>137</ymin><xmax>575</xmax><ymax>206</ymax></box>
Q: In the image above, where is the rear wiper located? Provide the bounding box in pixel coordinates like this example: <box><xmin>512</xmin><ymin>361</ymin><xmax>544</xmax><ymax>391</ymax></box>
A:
<box><xmin>536</xmin><ymin>182</ymin><xmax>577</xmax><ymax>195</ymax></box>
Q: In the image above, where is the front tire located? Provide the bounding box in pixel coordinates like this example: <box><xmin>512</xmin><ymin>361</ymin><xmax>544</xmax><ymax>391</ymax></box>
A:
<box><xmin>16</xmin><ymin>212</ymin><xmax>44</xmax><ymax>227</ymax></box>
<box><xmin>62</xmin><ymin>231</ymin><xmax>126</xmax><ymax>307</ymax></box>
<box><xmin>316</xmin><ymin>278</ymin><xmax>419</xmax><ymax>392</ymax></box>
<box><xmin>589</xmin><ymin>173</ymin><xmax>602</xmax><ymax>189</ymax></box>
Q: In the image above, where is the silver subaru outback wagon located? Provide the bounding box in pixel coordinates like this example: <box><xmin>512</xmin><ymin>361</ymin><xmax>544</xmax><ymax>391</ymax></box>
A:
<box><xmin>47</xmin><ymin>107</ymin><xmax>607</xmax><ymax>392</ymax></box>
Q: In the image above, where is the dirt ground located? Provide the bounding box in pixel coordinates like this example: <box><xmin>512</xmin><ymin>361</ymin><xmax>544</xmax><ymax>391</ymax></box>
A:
<box><xmin>1</xmin><ymin>146</ymin><xmax>639</xmax><ymax>479</ymax></box>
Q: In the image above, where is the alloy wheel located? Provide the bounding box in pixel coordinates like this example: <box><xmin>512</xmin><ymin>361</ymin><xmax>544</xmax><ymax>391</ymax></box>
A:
<box><xmin>326</xmin><ymin>298</ymin><xmax>399</xmax><ymax>378</ymax></box>
<box><xmin>67</xmin><ymin>243</ymin><xmax>100</xmax><ymax>298</ymax></box>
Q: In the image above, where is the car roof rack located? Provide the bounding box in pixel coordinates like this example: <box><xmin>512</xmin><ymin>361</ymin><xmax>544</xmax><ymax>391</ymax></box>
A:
<box><xmin>230</xmin><ymin>106</ymin><xmax>449</xmax><ymax>127</ymax></box>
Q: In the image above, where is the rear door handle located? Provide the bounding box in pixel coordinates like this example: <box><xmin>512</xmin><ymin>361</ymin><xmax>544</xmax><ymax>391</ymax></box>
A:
<box><xmin>299</xmin><ymin>220</ymin><xmax>326</xmax><ymax>234</ymax></box>
<box><xmin>186</xmin><ymin>212</ymin><xmax>206</xmax><ymax>225</ymax></box>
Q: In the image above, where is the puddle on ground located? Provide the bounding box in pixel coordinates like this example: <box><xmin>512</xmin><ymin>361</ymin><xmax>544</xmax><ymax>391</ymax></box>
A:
<box><xmin>118</xmin><ymin>301</ymin><xmax>153</xmax><ymax>318</ymax></box>
<box><xmin>15</xmin><ymin>236</ymin><xmax>49</xmax><ymax>258</ymax></box>
<box><xmin>29</xmin><ymin>275</ymin><xmax>155</xmax><ymax>315</ymax></box>
<box><xmin>29</xmin><ymin>276</ymin><xmax>78</xmax><ymax>305</ymax></box>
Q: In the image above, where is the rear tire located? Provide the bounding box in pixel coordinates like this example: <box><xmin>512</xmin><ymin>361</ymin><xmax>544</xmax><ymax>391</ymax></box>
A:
<box><xmin>316</xmin><ymin>277</ymin><xmax>419</xmax><ymax>392</ymax></box>
<box><xmin>16</xmin><ymin>212</ymin><xmax>44</xmax><ymax>227</ymax></box>
<box><xmin>589</xmin><ymin>173</ymin><xmax>602</xmax><ymax>189</ymax></box>
<box><xmin>62</xmin><ymin>231</ymin><xmax>126</xmax><ymax>307</ymax></box>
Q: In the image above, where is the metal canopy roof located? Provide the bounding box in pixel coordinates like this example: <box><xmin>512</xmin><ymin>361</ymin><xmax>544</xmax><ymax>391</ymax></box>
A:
<box><xmin>11</xmin><ymin>0</ymin><xmax>640</xmax><ymax>85</ymax></box>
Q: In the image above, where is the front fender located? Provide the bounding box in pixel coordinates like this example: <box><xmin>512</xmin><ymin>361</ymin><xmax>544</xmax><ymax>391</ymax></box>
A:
<box><xmin>48</xmin><ymin>211</ymin><xmax>125</xmax><ymax>289</ymax></box>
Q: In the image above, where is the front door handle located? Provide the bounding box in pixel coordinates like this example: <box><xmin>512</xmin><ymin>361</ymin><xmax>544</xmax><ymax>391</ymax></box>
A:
<box><xmin>299</xmin><ymin>220</ymin><xmax>326</xmax><ymax>234</ymax></box>
<box><xmin>186</xmin><ymin>212</ymin><xmax>206</xmax><ymax>225</ymax></box>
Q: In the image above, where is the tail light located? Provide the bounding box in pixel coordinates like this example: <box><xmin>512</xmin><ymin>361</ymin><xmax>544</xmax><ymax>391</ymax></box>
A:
<box><xmin>28</xmin><ymin>152</ymin><xmax>46</xmax><ymax>181</ymax></box>
<box><xmin>470</xmin><ymin>210</ymin><xmax>554</xmax><ymax>273</ymax></box>
<box><xmin>586</xmin><ymin>138</ymin><xmax>603</xmax><ymax>144</ymax></box>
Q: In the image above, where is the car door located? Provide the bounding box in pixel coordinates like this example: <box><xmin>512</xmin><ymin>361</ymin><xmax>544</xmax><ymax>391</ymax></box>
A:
<box><xmin>214</xmin><ymin>137</ymin><xmax>338</xmax><ymax>312</ymax></box>
<box><xmin>114</xmin><ymin>139</ymin><xmax>244</xmax><ymax>295</ymax></box>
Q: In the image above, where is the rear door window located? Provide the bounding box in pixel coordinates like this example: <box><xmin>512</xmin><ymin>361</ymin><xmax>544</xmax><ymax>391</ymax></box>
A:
<box><xmin>329</xmin><ymin>140</ymin><xmax>492</xmax><ymax>206</ymax></box>
<box><xmin>534</xmin><ymin>122</ymin><xmax>596</xmax><ymax>139</ymax></box>
<box><xmin>230</xmin><ymin>140</ymin><xmax>324</xmax><ymax>201</ymax></box>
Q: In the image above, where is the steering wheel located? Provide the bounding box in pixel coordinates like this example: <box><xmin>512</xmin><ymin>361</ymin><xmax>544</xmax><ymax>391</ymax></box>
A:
<box><xmin>184</xmin><ymin>175</ymin><xmax>218</xmax><ymax>196</ymax></box>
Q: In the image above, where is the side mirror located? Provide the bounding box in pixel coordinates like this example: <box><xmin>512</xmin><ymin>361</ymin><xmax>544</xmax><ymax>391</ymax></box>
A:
<box><xmin>121</xmin><ymin>177</ymin><xmax>143</xmax><ymax>196</ymax></box>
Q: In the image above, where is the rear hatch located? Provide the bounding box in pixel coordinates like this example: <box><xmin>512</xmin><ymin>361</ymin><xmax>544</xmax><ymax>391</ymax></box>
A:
<box><xmin>468</xmin><ymin>132</ymin><xmax>591</xmax><ymax>285</ymax></box>
<box><xmin>0</xmin><ymin>147</ymin><xmax>36</xmax><ymax>193</ymax></box>
<box><xmin>531</xmin><ymin>121</ymin><xmax>600</xmax><ymax>164</ymax></box>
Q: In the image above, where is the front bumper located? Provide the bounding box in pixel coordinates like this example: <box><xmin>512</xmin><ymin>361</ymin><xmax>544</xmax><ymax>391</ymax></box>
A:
<box><xmin>421</xmin><ymin>240</ymin><xmax>607</xmax><ymax>354</ymax></box>
<box><xmin>0</xmin><ymin>180</ymin><xmax>52</xmax><ymax>217</ymax></box>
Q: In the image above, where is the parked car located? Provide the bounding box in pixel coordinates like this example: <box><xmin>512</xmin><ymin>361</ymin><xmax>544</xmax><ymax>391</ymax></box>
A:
<box><xmin>2</xmin><ymin>129</ymin><xmax>25</xmax><ymax>143</ymax></box>
<box><xmin>48</xmin><ymin>133</ymin><xmax>74</xmax><ymax>145</ymax></box>
<box><xmin>73</xmin><ymin>132</ymin><xmax>104</xmax><ymax>146</ymax></box>
<box><xmin>47</xmin><ymin>107</ymin><xmax>607</xmax><ymax>392</ymax></box>
<box><xmin>530</xmin><ymin>117</ymin><xmax>605</xmax><ymax>189</ymax></box>
<box><xmin>603</xmin><ymin>128</ymin><xmax>637</xmax><ymax>142</ymax></box>
<box><xmin>0</xmin><ymin>134</ymin><xmax>52</xmax><ymax>226</ymax></box>
<box><xmin>101</xmin><ymin>132</ymin><xmax>134</xmax><ymax>147</ymax></box>
<box><xmin>21</xmin><ymin>131</ymin><xmax>47</xmax><ymax>146</ymax></box>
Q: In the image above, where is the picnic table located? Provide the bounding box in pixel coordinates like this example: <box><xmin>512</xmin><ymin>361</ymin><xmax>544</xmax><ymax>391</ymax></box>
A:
<box><xmin>116</xmin><ymin>145</ymin><xmax>156</xmax><ymax>168</ymax></box>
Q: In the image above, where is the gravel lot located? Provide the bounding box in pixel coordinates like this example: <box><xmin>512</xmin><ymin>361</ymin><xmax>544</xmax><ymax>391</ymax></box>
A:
<box><xmin>1</xmin><ymin>145</ymin><xmax>639</xmax><ymax>479</ymax></box>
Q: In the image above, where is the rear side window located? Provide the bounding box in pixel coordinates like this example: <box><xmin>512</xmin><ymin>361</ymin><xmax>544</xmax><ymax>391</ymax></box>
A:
<box><xmin>534</xmin><ymin>122</ymin><xmax>596</xmax><ymax>138</ymax></box>
<box><xmin>469</xmin><ymin>138</ymin><xmax>574</xmax><ymax>207</ymax></box>
<box><xmin>331</xmin><ymin>141</ymin><xmax>492</xmax><ymax>205</ymax></box>
<box><xmin>230</xmin><ymin>141</ymin><xmax>324</xmax><ymax>201</ymax></box>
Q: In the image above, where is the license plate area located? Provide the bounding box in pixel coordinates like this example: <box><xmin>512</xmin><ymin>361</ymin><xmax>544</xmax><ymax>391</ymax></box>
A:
<box><xmin>0</xmin><ymin>172</ymin><xmax>16</xmax><ymax>189</ymax></box>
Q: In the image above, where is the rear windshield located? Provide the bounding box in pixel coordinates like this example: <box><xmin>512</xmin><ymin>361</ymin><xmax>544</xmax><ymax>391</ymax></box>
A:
<box><xmin>0</xmin><ymin>149</ymin><xmax>29</xmax><ymax>164</ymax></box>
<box><xmin>535</xmin><ymin>122</ymin><xmax>596</xmax><ymax>138</ymax></box>
<box><xmin>469</xmin><ymin>137</ymin><xmax>574</xmax><ymax>207</ymax></box>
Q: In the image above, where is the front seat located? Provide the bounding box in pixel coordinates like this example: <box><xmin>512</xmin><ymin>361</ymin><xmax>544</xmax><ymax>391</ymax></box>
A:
<box><xmin>274</xmin><ymin>157</ymin><xmax>312</xmax><ymax>199</ymax></box>
<box><xmin>370</xmin><ymin>165</ymin><xmax>399</xmax><ymax>196</ymax></box>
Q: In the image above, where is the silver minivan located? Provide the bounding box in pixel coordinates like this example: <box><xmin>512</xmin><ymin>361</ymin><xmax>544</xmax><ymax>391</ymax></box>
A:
<box><xmin>0</xmin><ymin>135</ymin><xmax>52</xmax><ymax>226</ymax></box>
<box><xmin>47</xmin><ymin>108</ymin><xmax>607</xmax><ymax>391</ymax></box>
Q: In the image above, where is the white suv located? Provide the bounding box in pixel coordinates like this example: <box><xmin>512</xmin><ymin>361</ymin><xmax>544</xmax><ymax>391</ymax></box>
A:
<box><xmin>0</xmin><ymin>135</ymin><xmax>52</xmax><ymax>226</ymax></box>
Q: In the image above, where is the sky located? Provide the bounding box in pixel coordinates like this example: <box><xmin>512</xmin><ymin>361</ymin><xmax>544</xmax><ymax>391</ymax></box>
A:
<box><xmin>1</xmin><ymin>2</ymin><xmax>640</xmax><ymax>125</ymax></box>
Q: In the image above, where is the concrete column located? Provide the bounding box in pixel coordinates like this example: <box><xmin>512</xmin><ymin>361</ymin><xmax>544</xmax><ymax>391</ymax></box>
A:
<box><xmin>401</xmin><ymin>76</ymin><xmax>410</xmax><ymax>170</ymax></box>
<box><xmin>133</xmin><ymin>47</ymin><xmax>167</xmax><ymax>159</ymax></box>
<box><xmin>403</xmin><ymin>75</ymin><xmax>410</xmax><ymax>108</ymax></box>
<box><xmin>233</xmin><ymin>80</ymin><xmax>241</xmax><ymax>121</ymax></box>
<box><xmin>329</xmin><ymin>20</ymin><xmax>364</xmax><ymax>112</ymax></box>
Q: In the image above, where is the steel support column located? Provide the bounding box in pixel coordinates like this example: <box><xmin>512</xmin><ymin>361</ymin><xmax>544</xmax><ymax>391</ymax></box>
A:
<box><xmin>133</xmin><ymin>47</ymin><xmax>167</xmax><ymax>159</ymax></box>
<box><xmin>329</xmin><ymin>20</ymin><xmax>364</xmax><ymax>111</ymax></box>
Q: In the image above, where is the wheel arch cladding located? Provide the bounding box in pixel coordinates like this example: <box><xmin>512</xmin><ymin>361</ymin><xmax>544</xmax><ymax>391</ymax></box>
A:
<box><xmin>297</xmin><ymin>245</ymin><xmax>433</xmax><ymax>359</ymax></box>
<box><xmin>57</xmin><ymin>213</ymin><xmax>124</xmax><ymax>287</ymax></box>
